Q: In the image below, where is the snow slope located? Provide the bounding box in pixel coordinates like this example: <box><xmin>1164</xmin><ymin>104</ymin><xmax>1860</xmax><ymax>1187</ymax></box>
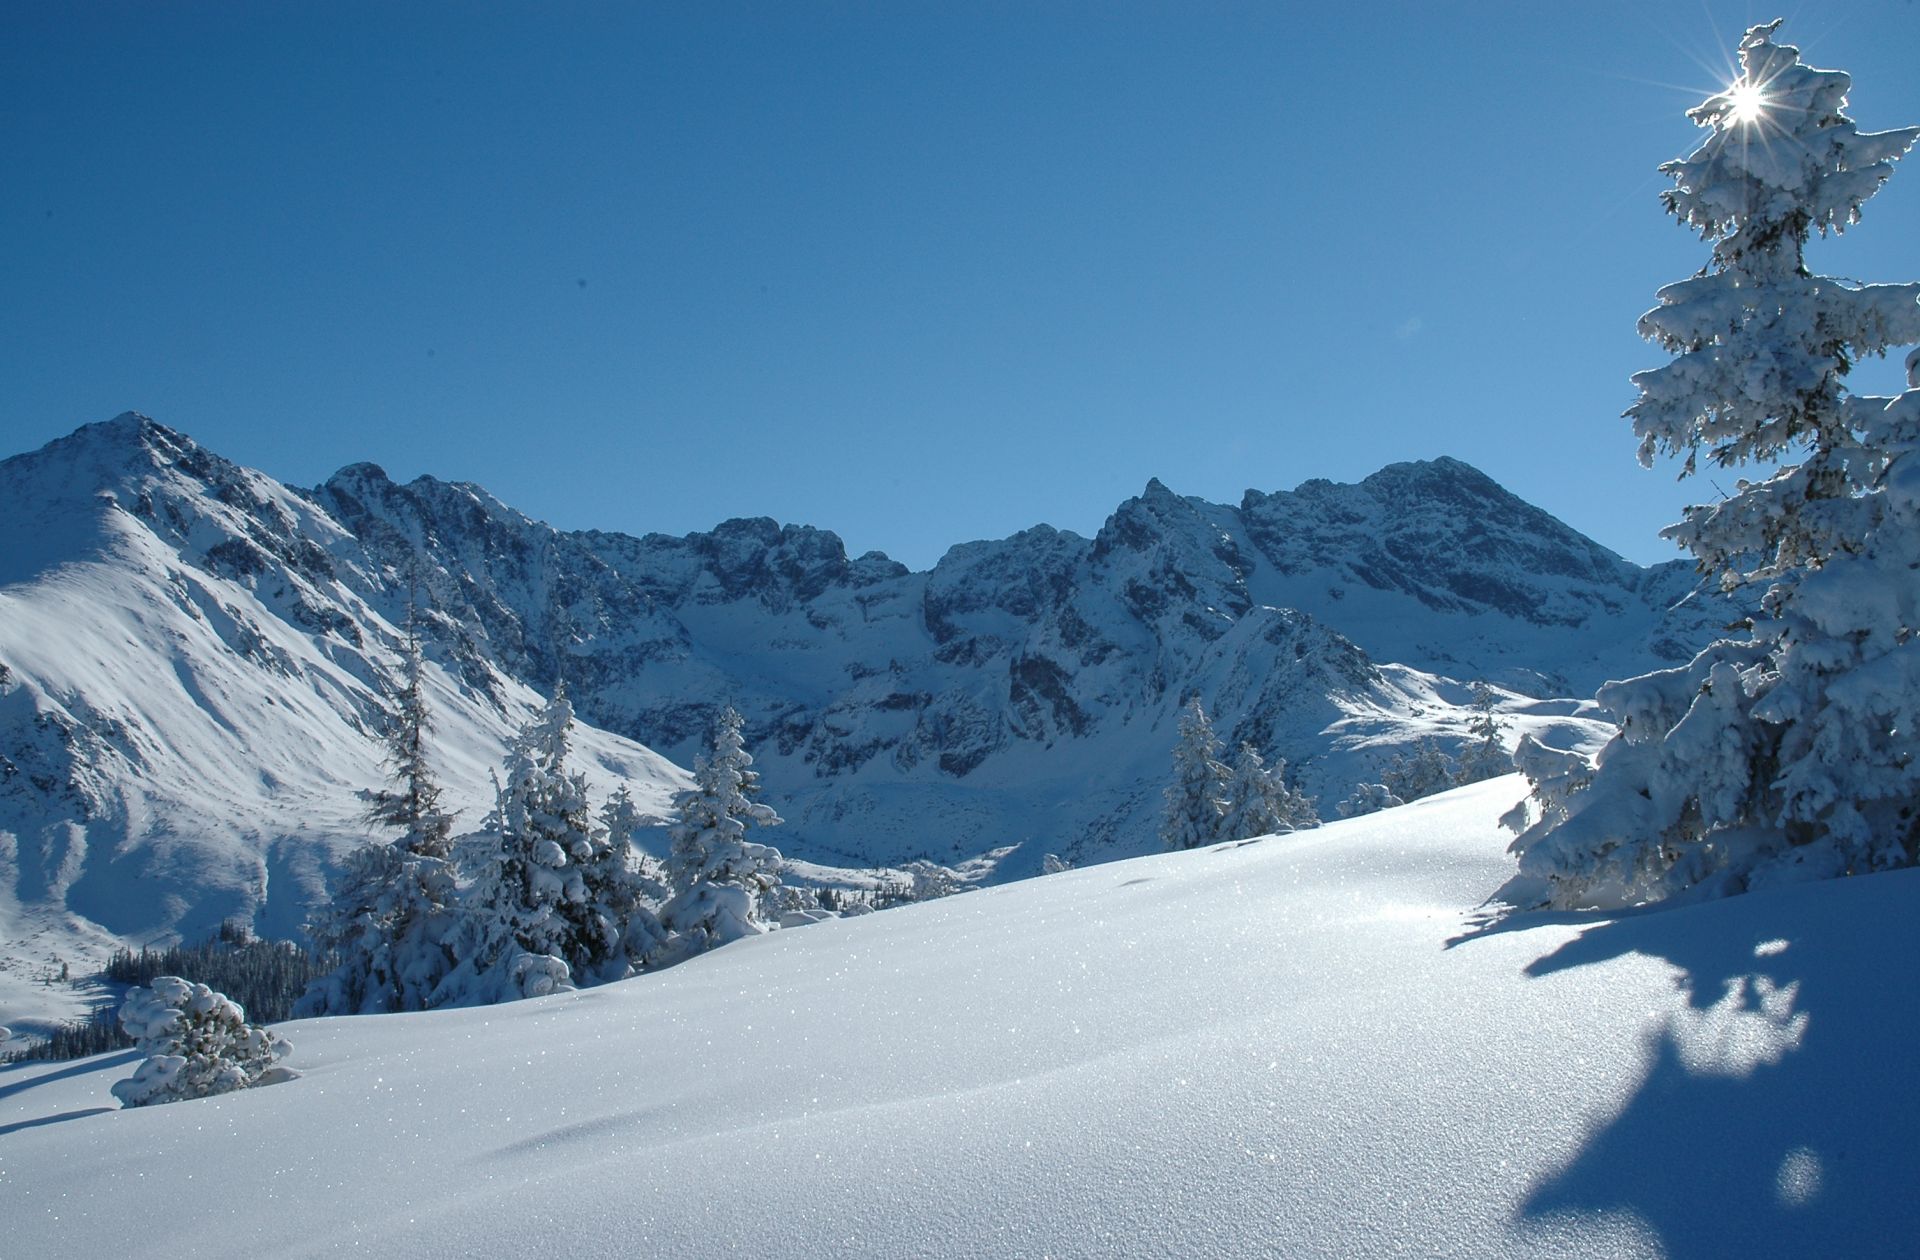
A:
<box><xmin>4</xmin><ymin>778</ymin><xmax>1910</xmax><ymax>1259</ymax></box>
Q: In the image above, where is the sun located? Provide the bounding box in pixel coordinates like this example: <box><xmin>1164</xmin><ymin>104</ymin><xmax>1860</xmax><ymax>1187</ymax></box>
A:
<box><xmin>1725</xmin><ymin>80</ymin><xmax>1767</xmax><ymax>125</ymax></box>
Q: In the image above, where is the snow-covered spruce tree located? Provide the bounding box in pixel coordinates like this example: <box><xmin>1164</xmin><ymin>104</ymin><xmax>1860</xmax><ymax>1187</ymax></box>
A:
<box><xmin>592</xmin><ymin>784</ymin><xmax>670</xmax><ymax>976</ymax></box>
<box><xmin>111</xmin><ymin>976</ymin><xmax>293</xmax><ymax>1108</ymax></box>
<box><xmin>298</xmin><ymin>630</ymin><xmax>458</xmax><ymax>1016</ymax></box>
<box><xmin>1219</xmin><ymin>743</ymin><xmax>1319</xmax><ymax>840</ymax></box>
<box><xmin>435</xmin><ymin>687</ymin><xmax>619</xmax><ymax>1004</ymax></box>
<box><xmin>1505</xmin><ymin>20</ymin><xmax>1920</xmax><ymax>908</ymax></box>
<box><xmin>1382</xmin><ymin>738</ymin><xmax>1455</xmax><ymax>803</ymax></box>
<box><xmin>659</xmin><ymin>706</ymin><xmax>785</xmax><ymax>959</ymax></box>
<box><xmin>1161</xmin><ymin>697</ymin><xmax>1230</xmax><ymax>850</ymax></box>
<box><xmin>1453</xmin><ymin>681</ymin><xmax>1510</xmax><ymax>786</ymax></box>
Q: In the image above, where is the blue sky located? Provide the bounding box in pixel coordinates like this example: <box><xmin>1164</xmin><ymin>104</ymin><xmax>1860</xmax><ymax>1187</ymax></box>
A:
<box><xmin>5</xmin><ymin>1</ymin><xmax>1918</xmax><ymax>570</ymax></box>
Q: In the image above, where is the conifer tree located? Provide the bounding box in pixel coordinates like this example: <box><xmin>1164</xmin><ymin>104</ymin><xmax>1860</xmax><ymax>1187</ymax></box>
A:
<box><xmin>1161</xmin><ymin>698</ymin><xmax>1230</xmax><ymax>850</ymax></box>
<box><xmin>660</xmin><ymin>706</ymin><xmax>785</xmax><ymax>957</ymax></box>
<box><xmin>1337</xmin><ymin>783</ymin><xmax>1404</xmax><ymax>820</ymax></box>
<box><xmin>367</xmin><ymin>627</ymin><xmax>453</xmax><ymax>861</ymax></box>
<box><xmin>298</xmin><ymin>626</ymin><xmax>457</xmax><ymax>1016</ymax></box>
<box><xmin>588</xmin><ymin>784</ymin><xmax>669</xmax><ymax>977</ymax></box>
<box><xmin>1383</xmin><ymin>738</ymin><xmax>1455</xmax><ymax>803</ymax></box>
<box><xmin>112</xmin><ymin>976</ymin><xmax>293</xmax><ymax>1107</ymax></box>
<box><xmin>1453</xmin><ymin>681</ymin><xmax>1510</xmax><ymax>786</ymax></box>
<box><xmin>1506</xmin><ymin>21</ymin><xmax>1920</xmax><ymax>907</ymax></box>
<box><xmin>1219</xmin><ymin>743</ymin><xmax>1318</xmax><ymax>840</ymax></box>
<box><xmin>434</xmin><ymin>688</ymin><xmax>593</xmax><ymax>1004</ymax></box>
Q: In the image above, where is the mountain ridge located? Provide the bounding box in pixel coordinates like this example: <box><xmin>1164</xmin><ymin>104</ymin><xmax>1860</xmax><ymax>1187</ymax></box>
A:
<box><xmin>0</xmin><ymin>414</ymin><xmax>1720</xmax><ymax>984</ymax></box>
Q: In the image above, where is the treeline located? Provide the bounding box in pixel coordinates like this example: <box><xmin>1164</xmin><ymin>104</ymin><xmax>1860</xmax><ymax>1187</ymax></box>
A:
<box><xmin>3</xmin><ymin>924</ymin><xmax>329</xmax><ymax>1065</ymax></box>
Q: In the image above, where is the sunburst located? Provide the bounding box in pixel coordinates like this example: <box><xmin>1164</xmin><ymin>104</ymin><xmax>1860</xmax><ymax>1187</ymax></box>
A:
<box><xmin>1724</xmin><ymin>79</ymin><xmax>1768</xmax><ymax>126</ymax></box>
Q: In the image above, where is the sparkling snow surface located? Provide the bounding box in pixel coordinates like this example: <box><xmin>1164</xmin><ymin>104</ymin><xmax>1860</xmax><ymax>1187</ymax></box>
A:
<box><xmin>3</xmin><ymin>779</ymin><xmax>1915</xmax><ymax>1258</ymax></box>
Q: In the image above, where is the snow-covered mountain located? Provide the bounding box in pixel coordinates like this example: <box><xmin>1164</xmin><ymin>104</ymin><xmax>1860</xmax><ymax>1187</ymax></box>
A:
<box><xmin>0</xmin><ymin>416</ymin><xmax>686</xmax><ymax>984</ymax></box>
<box><xmin>0</xmin><ymin>414</ymin><xmax>1721</xmax><ymax>975</ymax></box>
<box><xmin>5</xmin><ymin>780</ymin><xmax>1913</xmax><ymax>1258</ymax></box>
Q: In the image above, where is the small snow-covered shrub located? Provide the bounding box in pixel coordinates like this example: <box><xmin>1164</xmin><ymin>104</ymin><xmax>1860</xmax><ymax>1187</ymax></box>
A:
<box><xmin>1337</xmin><ymin>783</ymin><xmax>1404</xmax><ymax>819</ymax></box>
<box><xmin>110</xmin><ymin>976</ymin><xmax>293</xmax><ymax>1108</ymax></box>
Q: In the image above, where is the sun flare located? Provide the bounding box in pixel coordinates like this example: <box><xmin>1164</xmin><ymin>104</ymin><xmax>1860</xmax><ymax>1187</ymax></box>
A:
<box><xmin>1726</xmin><ymin>80</ymin><xmax>1767</xmax><ymax>125</ymax></box>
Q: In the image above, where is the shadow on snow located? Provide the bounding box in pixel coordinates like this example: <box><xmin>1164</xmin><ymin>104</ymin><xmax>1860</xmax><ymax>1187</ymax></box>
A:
<box><xmin>1461</xmin><ymin>872</ymin><xmax>1920</xmax><ymax>1259</ymax></box>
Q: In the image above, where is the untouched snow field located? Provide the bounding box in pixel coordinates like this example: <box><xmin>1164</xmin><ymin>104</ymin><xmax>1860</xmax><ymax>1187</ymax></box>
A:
<box><xmin>3</xmin><ymin>778</ymin><xmax>1915</xmax><ymax>1258</ymax></box>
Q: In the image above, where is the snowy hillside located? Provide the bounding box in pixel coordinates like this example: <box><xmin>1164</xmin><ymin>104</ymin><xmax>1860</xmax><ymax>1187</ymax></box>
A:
<box><xmin>0</xmin><ymin>417</ymin><xmax>686</xmax><ymax>999</ymax></box>
<box><xmin>0</xmin><ymin>415</ymin><xmax>1717</xmax><ymax>987</ymax></box>
<box><xmin>3</xmin><ymin>779</ymin><xmax>1912</xmax><ymax>1259</ymax></box>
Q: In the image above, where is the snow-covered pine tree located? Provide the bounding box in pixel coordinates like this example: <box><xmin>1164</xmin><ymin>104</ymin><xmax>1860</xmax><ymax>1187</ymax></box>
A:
<box><xmin>1161</xmin><ymin>697</ymin><xmax>1230</xmax><ymax>850</ymax></box>
<box><xmin>1453</xmin><ymin>681</ymin><xmax>1510</xmax><ymax>786</ymax></box>
<box><xmin>1219</xmin><ymin>743</ymin><xmax>1319</xmax><ymax>840</ymax></box>
<box><xmin>366</xmin><ymin>625</ymin><xmax>453</xmax><ymax>861</ymax></box>
<box><xmin>1383</xmin><ymin>738</ymin><xmax>1455</xmax><ymax>803</ymax></box>
<box><xmin>298</xmin><ymin>628</ymin><xmax>458</xmax><ymax>1016</ymax></box>
<box><xmin>1505</xmin><ymin>21</ymin><xmax>1920</xmax><ymax>908</ymax></box>
<box><xmin>590</xmin><ymin>784</ymin><xmax>670</xmax><ymax>977</ymax></box>
<box><xmin>111</xmin><ymin>976</ymin><xmax>293</xmax><ymax>1107</ymax></box>
<box><xmin>434</xmin><ymin>687</ymin><xmax>607</xmax><ymax>1004</ymax></box>
<box><xmin>659</xmin><ymin>706</ymin><xmax>785</xmax><ymax>958</ymax></box>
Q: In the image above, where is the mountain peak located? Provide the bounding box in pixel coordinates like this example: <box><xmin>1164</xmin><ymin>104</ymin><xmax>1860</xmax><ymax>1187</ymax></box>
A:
<box><xmin>1</xmin><ymin>413</ymin><xmax>220</xmax><ymax>493</ymax></box>
<box><xmin>330</xmin><ymin>461</ymin><xmax>392</xmax><ymax>486</ymax></box>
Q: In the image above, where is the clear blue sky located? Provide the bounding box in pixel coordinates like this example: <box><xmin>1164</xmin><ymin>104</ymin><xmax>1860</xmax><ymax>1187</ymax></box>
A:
<box><xmin>5</xmin><ymin>1</ymin><xmax>1918</xmax><ymax>570</ymax></box>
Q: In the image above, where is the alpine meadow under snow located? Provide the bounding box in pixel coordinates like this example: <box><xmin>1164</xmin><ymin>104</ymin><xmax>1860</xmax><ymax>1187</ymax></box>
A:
<box><xmin>6</xmin><ymin>15</ymin><xmax>1920</xmax><ymax>1260</ymax></box>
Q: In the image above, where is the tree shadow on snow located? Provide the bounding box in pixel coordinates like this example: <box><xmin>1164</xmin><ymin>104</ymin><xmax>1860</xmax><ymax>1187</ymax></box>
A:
<box><xmin>0</xmin><ymin>1049</ymin><xmax>138</xmax><ymax>1103</ymax></box>
<box><xmin>0</xmin><ymin>1105</ymin><xmax>114</xmax><ymax>1136</ymax></box>
<box><xmin>1485</xmin><ymin>879</ymin><xmax>1920</xmax><ymax>1258</ymax></box>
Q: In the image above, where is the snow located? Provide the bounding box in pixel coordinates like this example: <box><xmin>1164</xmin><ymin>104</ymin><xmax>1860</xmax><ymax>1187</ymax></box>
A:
<box><xmin>0</xmin><ymin>417</ymin><xmax>689</xmax><ymax>1000</ymax></box>
<box><xmin>4</xmin><ymin>778</ymin><xmax>1913</xmax><ymax>1257</ymax></box>
<box><xmin>2</xmin><ymin>417</ymin><xmax>1712</xmax><ymax>984</ymax></box>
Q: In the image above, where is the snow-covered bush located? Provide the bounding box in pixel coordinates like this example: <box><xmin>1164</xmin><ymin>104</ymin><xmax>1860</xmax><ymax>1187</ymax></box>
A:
<box><xmin>1506</xmin><ymin>21</ymin><xmax>1920</xmax><ymax>908</ymax></box>
<box><xmin>111</xmin><ymin>976</ymin><xmax>292</xmax><ymax>1108</ymax></box>
<box><xmin>1219</xmin><ymin>742</ymin><xmax>1318</xmax><ymax>840</ymax></box>
<box><xmin>658</xmin><ymin>706</ymin><xmax>785</xmax><ymax>959</ymax></box>
<box><xmin>1337</xmin><ymin>783</ymin><xmax>1404</xmax><ymax>820</ymax></box>
<box><xmin>1161</xmin><ymin>698</ymin><xmax>1229</xmax><ymax>850</ymax></box>
<box><xmin>899</xmin><ymin>859</ymin><xmax>967</xmax><ymax>902</ymax></box>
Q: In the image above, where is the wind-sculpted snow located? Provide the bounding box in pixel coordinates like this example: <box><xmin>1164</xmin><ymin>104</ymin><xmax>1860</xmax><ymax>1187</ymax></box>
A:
<box><xmin>0</xmin><ymin>415</ymin><xmax>1719</xmax><ymax>982</ymax></box>
<box><xmin>2</xmin><ymin>782</ymin><xmax>1913</xmax><ymax>1258</ymax></box>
